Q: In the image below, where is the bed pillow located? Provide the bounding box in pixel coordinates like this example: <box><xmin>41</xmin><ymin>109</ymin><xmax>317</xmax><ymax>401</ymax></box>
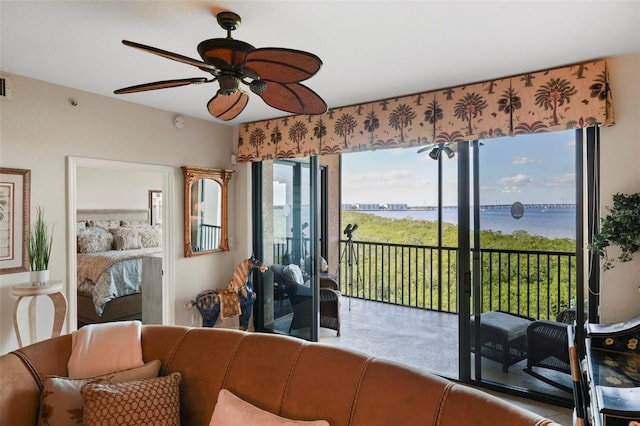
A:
<box><xmin>88</xmin><ymin>219</ymin><xmax>120</xmax><ymax>229</ymax></box>
<box><xmin>81</xmin><ymin>372</ymin><xmax>181</xmax><ymax>426</ymax></box>
<box><xmin>110</xmin><ymin>226</ymin><xmax>142</xmax><ymax>250</ymax></box>
<box><xmin>209</xmin><ymin>389</ymin><xmax>329</xmax><ymax>426</ymax></box>
<box><xmin>77</xmin><ymin>226</ymin><xmax>113</xmax><ymax>253</ymax></box>
<box><xmin>38</xmin><ymin>360</ymin><xmax>161</xmax><ymax>426</ymax></box>
<box><xmin>131</xmin><ymin>225</ymin><xmax>162</xmax><ymax>248</ymax></box>
<box><xmin>121</xmin><ymin>219</ymin><xmax>149</xmax><ymax>226</ymax></box>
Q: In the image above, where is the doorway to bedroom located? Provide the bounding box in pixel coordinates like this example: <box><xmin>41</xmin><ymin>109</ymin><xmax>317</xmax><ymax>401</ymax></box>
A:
<box><xmin>66</xmin><ymin>157</ymin><xmax>174</xmax><ymax>330</ymax></box>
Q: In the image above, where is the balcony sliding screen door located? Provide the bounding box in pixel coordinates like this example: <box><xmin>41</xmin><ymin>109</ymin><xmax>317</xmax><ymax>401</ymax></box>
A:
<box><xmin>259</xmin><ymin>158</ymin><xmax>319</xmax><ymax>341</ymax></box>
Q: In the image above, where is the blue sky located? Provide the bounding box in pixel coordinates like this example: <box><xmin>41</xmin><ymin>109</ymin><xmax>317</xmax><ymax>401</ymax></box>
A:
<box><xmin>342</xmin><ymin>130</ymin><xmax>577</xmax><ymax>207</ymax></box>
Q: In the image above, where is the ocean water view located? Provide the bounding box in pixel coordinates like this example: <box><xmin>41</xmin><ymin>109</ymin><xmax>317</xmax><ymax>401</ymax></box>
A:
<box><xmin>368</xmin><ymin>207</ymin><xmax>576</xmax><ymax>240</ymax></box>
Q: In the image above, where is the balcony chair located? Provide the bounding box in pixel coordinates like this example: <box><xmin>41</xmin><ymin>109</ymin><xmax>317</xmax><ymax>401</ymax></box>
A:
<box><xmin>319</xmin><ymin>275</ymin><xmax>341</xmax><ymax>336</ymax></box>
<box><xmin>524</xmin><ymin>308</ymin><xmax>585</xmax><ymax>392</ymax></box>
<box><xmin>270</xmin><ymin>264</ymin><xmax>341</xmax><ymax>336</ymax></box>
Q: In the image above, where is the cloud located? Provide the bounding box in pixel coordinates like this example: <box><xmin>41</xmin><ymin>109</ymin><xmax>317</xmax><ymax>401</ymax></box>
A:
<box><xmin>541</xmin><ymin>173</ymin><xmax>575</xmax><ymax>187</ymax></box>
<box><xmin>346</xmin><ymin>170</ymin><xmax>431</xmax><ymax>190</ymax></box>
<box><xmin>499</xmin><ymin>174</ymin><xmax>533</xmax><ymax>186</ymax></box>
<box><xmin>499</xmin><ymin>174</ymin><xmax>532</xmax><ymax>192</ymax></box>
<box><xmin>350</xmin><ymin>170</ymin><xmax>411</xmax><ymax>182</ymax></box>
<box><xmin>511</xmin><ymin>156</ymin><xmax>540</xmax><ymax>165</ymax></box>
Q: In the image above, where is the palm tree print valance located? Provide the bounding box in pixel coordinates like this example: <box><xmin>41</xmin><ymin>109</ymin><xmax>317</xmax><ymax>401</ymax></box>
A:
<box><xmin>237</xmin><ymin>60</ymin><xmax>613</xmax><ymax>162</ymax></box>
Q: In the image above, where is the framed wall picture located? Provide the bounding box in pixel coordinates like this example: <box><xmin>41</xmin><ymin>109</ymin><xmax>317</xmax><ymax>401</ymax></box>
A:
<box><xmin>0</xmin><ymin>168</ymin><xmax>31</xmax><ymax>274</ymax></box>
<box><xmin>149</xmin><ymin>190</ymin><xmax>162</xmax><ymax>226</ymax></box>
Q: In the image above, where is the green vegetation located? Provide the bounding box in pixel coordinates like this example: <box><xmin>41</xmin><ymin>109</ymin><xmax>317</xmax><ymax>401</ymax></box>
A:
<box><xmin>342</xmin><ymin>211</ymin><xmax>575</xmax><ymax>251</ymax></box>
<box><xmin>29</xmin><ymin>207</ymin><xmax>54</xmax><ymax>271</ymax></box>
<box><xmin>339</xmin><ymin>211</ymin><xmax>576</xmax><ymax>320</ymax></box>
<box><xmin>588</xmin><ymin>192</ymin><xmax>640</xmax><ymax>270</ymax></box>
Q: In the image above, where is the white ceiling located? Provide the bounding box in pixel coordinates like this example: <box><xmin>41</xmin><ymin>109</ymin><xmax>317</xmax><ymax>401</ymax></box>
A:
<box><xmin>2</xmin><ymin>1</ymin><xmax>639</xmax><ymax>126</ymax></box>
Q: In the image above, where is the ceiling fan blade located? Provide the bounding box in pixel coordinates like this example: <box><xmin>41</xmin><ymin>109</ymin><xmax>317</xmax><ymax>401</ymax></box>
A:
<box><xmin>122</xmin><ymin>40</ymin><xmax>219</xmax><ymax>74</ymax></box>
<box><xmin>244</xmin><ymin>48</ymin><xmax>322</xmax><ymax>83</ymax></box>
<box><xmin>114</xmin><ymin>77</ymin><xmax>209</xmax><ymax>94</ymax></box>
<box><xmin>207</xmin><ymin>90</ymin><xmax>249</xmax><ymax>121</ymax></box>
<box><xmin>256</xmin><ymin>82</ymin><xmax>327</xmax><ymax>115</ymax></box>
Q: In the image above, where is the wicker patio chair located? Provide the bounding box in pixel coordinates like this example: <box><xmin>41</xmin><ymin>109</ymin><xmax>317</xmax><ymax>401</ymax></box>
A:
<box><xmin>271</xmin><ymin>264</ymin><xmax>341</xmax><ymax>336</ymax></box>
<box><xmin>320</xmin><ymin>276</ymin><xmax>341</xmax><ymax>336</ymax></box>
<box><xmin>524</xmin><ymin>309</ymin><xmax>584</xmax><ymax>392</ymax></box>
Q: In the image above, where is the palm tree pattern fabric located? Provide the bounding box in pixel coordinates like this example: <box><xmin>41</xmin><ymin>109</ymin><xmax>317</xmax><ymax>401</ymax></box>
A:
<box><xmin>237</xmin><ymin>60</ymin><xmax>614</xmax><ymax>162</ymax></box>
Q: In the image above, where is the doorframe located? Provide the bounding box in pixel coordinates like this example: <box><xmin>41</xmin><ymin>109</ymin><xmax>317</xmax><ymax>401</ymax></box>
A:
<box><xmin>66</xmin><ymin>156</ymin><xmax>175</xmax><ymax>329</ymax></box>
<box><xmin>251</xmin><ymin>158</ymin><xmax>320</xmax><ymax>341</ymax></box>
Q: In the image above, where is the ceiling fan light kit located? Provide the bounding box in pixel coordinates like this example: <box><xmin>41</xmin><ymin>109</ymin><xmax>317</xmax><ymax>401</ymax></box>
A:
<box><xmin>114</xmin><ymin>11</ymin><xmax>327</xmax><ymax>121</ymax></box>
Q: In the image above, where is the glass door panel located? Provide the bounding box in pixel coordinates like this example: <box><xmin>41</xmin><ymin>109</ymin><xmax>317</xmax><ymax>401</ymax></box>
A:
<box><xmin>339</xmin><ymin>146</ymin><xmax>459</xmax><ymax>379</ymax></box>
<box><xmin>468</xmin><ymin>131</ymin><xmax>577</xmax><ymax>401</ymax></box>
<box><xmin>260</xmin><ymin>159</ymin><xmax>318</xmax><ymax>341</ymax></box>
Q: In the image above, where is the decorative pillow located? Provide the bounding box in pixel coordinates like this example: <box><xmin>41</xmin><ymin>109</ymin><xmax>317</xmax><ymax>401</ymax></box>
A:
<box><xmin>283</xmin><ymin>264</ymin><xmax>304</xmax><ymax>285</ymax></box>
<box><xmin>209</xmin><ymin>389</ymin><xmax>329</xmax><ymax>426</ymax></box>
<box><xmin>88</xmin><ymin>220</ymin><xmax>120</xmax><ymax>229</ymax></box>
<box><xmin>120</xmin><ymin>220</ymin><xmax>149</xmax><ymax>226</ymax></box>
<box><xmin>38</xmin><ymin>360</ymin><xmax>161</xmax><ymax>426</ymax></box>
<box><xmin>81</xmin><ymin>372</ymin><xmax>181</xmax><ymax>426</ymax></box>
<box><xmin>68</xmin><ymin>320</ymin><xmax>143</xmax><ymax>378</ymax></box>
<box><xmin>303</xmin><ymin>256</ymin><xmax>329</xmax><ymax>274</ymax></box>
<box><xmin>134</xmin><ymin>225</ymin><xmax>162</xmax><ymax>248</ymax></box>
<box><xmin>76</xmin><ymin>220</ymin><xmax>87</xmax><ymax>234</ymax></box>
<box><xmin>109</xmin><ymin>227</ymin><xmax>142</xmax><ymax>250</ymax></box>
<box><xmin>77</xmin><ymin>226</ymin><xmax>113</xmax><ymax>253</ymax></box>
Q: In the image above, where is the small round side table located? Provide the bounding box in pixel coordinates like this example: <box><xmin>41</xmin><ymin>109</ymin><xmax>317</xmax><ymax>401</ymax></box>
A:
<box><xmin>12</xmin><ymin>280</ymin><xmax>67</xmax><ymax>348</ymax></box>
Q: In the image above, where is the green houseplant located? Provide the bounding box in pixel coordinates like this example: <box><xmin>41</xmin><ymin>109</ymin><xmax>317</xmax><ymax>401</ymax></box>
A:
<box><xmin>28</xmin><ymin>206</ymin><xmax>54</xmax><ymax>284</ymax></box>
<box><xmin>588</xmin><ymin>192</ymin><xmax>640</xmax><ymax>270</ymax></box>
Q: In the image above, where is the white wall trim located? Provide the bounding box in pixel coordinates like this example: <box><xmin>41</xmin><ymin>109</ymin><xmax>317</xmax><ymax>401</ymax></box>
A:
<box><xmin>66</xmin><ymin>157</ymin><xmax>175</xmax><ymax>328</ymax></box>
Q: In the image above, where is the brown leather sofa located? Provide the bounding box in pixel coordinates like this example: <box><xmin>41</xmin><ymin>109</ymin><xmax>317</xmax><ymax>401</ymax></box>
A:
<box><xmin>0</xmin><ymin>325</ymin><xmax>560</xmax><ymax>425</ymax></box>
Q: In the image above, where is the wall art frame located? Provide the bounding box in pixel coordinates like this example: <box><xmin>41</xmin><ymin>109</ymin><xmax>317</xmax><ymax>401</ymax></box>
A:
<box><xmin>0</xmin><ymin>167</ymin><xmax>31</xmax><ymax>274</ymax></box>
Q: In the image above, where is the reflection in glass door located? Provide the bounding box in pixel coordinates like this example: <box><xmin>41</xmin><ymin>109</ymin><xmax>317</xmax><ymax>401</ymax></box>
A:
<box><xmin>467</xmin><ymin>130</ymin><xmax>577</xmax><ymax>402</ymax></box>
<box><xmin>259</xmin><ymin>158</ymin><xmax>318</xmax><ymax>341</ymax></box>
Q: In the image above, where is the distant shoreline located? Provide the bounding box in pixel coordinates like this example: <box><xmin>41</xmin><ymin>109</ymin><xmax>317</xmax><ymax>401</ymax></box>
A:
<box><xmin>343</xmin><ymin>203</ymin><xmax>576</xmax><ymax>212</ymax></box>
<box><xmin>355</xmin><ymin>207</ymin><xmax>577</xmax><ymax>240</ymax></box>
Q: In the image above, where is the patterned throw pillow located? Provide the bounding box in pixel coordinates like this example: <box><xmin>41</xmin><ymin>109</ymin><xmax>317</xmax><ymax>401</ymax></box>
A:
<box><xmin>88</xmin><ymin>220</ymin><xmax>120</xmax><ymax>229</ymax></box>
<box><xmin>76</xmin><ymin>221</ymin><xmax>87</xmax><ymax>234</ymax></box>
<box><xmin>135</xmin><ymin>225</ymin><xmax>162</xmax><ymax>248</ymax></box>
<box><xmin>120</xmin><ymin>220</ymin><xmax>149</xmax><ymax>226</ymax></box>
<box><xmin>109</xmin><ymin>227</ymin><xmax>142</xmax><ymax>250</ymax></box>
<box><xmin>38</xmin><ymin>360</ymin><xmax>161</xmax><ymax>426</ymax></box>
<box><xmin>77</xmin><ymin>226</ymin><xmax>113</xmax><ymax>253</ymax></box>
<box><xmin>81</xmin><ymin>372</ymin><xmax>181</xmax><ymax>426</ymax></box>
<box><xmin>209</xmin><ymin>389</ymin><xmax>329</xmax><ymax>426</ymax></box>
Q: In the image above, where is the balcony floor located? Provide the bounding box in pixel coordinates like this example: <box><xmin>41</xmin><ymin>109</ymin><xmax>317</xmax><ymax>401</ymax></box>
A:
<box><xmin>317</xmin><ymin>297</ymin><xmax>573</xmax><ymax>425</ymax></box>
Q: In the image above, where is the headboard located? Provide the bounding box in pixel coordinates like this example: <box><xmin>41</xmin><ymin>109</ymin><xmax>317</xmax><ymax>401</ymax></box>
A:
<box><xmin>77</xmin><ymin>209</ymin><xmax>150</xmax><ymax>225</ymax></box>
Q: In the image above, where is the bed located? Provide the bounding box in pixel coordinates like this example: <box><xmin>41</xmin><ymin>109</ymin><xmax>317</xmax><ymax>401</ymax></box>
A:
<box><xmin>76</xmin><ymin>209</ymin><xmax>162</xmax><ymax>327</ymax></box>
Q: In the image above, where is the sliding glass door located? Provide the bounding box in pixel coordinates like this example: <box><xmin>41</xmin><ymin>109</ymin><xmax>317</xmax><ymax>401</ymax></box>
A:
<box><xmin>464</xmin><ymin>130</ymin><xmax>578</xmax><ymax>402</ymax></box>
<box><xmin>257</xmin><ymin>158</ymin><xmax>320</xmax><ymax>341</ymax></box>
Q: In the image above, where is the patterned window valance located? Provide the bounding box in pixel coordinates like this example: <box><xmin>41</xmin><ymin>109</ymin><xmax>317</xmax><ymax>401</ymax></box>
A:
<box><xmin>237</xmin><ymin>59</ymin><xmax>613</xmax><ymax>162</ymax></box>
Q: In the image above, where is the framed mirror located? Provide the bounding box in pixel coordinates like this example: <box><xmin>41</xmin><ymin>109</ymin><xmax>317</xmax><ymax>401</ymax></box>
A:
<box><xmin>182</xmin><ymin>166</ymin><xmax>234</xmax><ymax>257</ymax></box>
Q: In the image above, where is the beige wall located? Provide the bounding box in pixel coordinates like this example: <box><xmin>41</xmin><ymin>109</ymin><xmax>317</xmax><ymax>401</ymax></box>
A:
<box><xmin>0</xmin><ymin>74</ymin><xmax>252</xmax><ymax>353</ymax></box>
<box><xmin>597</xmin><ymin>54</ymin><xmax>640</xmax><ymax>322</ymax></box>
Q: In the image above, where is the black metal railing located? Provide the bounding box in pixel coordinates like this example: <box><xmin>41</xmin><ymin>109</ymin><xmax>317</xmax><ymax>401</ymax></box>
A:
<box><xmin>193</xmin><ymin>224</ymin><xmax>220</xmax><ymax>252</ymax></box>
<box><xmin>336</xmin><ymin>239</ymin><xmax>576</xmax><ymax>321</ymax></box>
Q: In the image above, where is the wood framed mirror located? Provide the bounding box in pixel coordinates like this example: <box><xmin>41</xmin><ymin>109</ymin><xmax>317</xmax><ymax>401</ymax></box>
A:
<box><xmin>182</xmin><ymin>166</ymin><xmax>234</xmax><ymax>257</ymax></box>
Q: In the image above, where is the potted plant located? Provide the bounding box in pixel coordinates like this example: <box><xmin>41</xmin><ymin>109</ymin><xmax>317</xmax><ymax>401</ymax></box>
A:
<box><xmin>588</xmin><ymin>192</ymin><xmax>640</xmax><ymax>270</ymax></box>
<box><xmin>28</xmin><ymin>206</ymin><xmax>54</xmax><ymax>284</ymax></box>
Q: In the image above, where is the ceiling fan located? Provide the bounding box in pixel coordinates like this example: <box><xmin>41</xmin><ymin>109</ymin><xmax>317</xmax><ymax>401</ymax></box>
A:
<box><xmin>114</xmin><ymin>11</ymin><xmax>327</xmax><ymax>121</ymax></box>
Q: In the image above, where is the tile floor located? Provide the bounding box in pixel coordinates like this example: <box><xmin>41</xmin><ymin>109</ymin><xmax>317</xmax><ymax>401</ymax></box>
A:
<box><xmin>316</xmin><ymin>297</ymin><xmax>574</xmax><ymax>425</ymax></box>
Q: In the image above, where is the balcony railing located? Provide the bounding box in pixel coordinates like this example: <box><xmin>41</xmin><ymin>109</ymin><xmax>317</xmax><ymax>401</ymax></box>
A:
<box><xmin>336</xmin><ymin>239</ymin><xmax>576</xmax><ymax>321</ymax></box>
